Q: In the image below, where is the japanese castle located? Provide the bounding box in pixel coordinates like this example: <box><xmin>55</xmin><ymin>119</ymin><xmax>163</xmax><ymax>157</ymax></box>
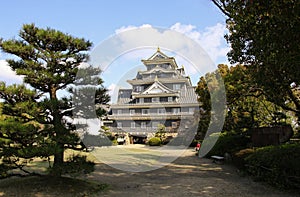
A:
<box><xmin>107</xmin><ymin>48</ymin><xmax>199</xmax><ymax>140</ymax></box>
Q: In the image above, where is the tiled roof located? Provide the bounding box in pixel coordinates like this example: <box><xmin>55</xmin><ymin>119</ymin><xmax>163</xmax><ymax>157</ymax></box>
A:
<box><xmin>116</xmin><ymin>86</ymin><xmax>198</xmax><ymax>105</ymax></box>
<box><xmin>117</xmin><ymin>89</ymin><xmax>132</xmax><ymax>104</ymax></box>
<box><xmin>177</xmin><ymin>86</ymin><xmax>198</xmax><ymax>104</ymax></box>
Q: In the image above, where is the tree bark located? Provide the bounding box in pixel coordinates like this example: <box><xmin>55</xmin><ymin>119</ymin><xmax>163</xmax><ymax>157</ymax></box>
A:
<box><xmin>49</xmin><ymin>86</ymin><xmax>64</xmax><ymax>176</ymax></box>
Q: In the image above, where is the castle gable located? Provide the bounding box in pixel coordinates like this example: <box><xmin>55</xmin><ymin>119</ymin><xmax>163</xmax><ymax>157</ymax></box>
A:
<box><xmin>142</xmin><ymin>80</ymin><xmax>176</xmax><ymax>95</ymax></box>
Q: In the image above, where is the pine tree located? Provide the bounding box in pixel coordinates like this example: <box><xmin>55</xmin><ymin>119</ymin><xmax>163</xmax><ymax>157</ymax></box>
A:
<box><xmin>0</xmin><ymin>24</ymin><xmax>109</xmax><ymax>177</ymax></box>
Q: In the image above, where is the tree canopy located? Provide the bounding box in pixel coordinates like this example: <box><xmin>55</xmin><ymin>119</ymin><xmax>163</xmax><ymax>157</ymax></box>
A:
<box><xmin>212</xmin><ymin>0</ymin><xmax>300</xmax><ymax>124</ymax></box>
<box><xmin>0</xmin><ymin>24</ymin><xmax>109</xmax><ymax>177</ymax></box>
<box><xmin>196</xmin><ymin>64</ymin><xmax>290</xmax><ymax>138</ymax></box>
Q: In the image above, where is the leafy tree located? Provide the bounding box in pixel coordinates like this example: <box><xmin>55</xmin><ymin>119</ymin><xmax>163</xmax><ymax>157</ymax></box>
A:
<box><xmin>195</xmin><ymin>76</ymin><xmax>211</xmax><ymax>139</ymax></box>
<box><xmin>195</xmin><ymin>64</ymin><xmax>290</xmax><ymax>137</ymax></box>
<box><xmin>212</xmin><ymin>0</ymin><xmax>300</xmax><ymax>125</ymax></box>
<box><xmin>195</xmin><ymin>69</ymin><xmax>226</xmax><ymax>139</ymax></box>
<box><xmin>0</xmin><ymin>24</ymin><xmax>109</xmax><ymax>177</ymax></box>
<box><xmin>155</xmin><ymin>124</ymin><xmax>166</xmax><ymax>142</ymax></box>
<box><xmin>219</xmin><ymin>64</ymin><xmax>290</xmax><ymax>133</ymax></box>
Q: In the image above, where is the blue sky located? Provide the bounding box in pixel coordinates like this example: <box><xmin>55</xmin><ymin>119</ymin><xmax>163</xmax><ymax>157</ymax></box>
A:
<box><xmin>0</xmin><ymin>0</ymin><xmax>229</xmax><ymax>100</ymax></box>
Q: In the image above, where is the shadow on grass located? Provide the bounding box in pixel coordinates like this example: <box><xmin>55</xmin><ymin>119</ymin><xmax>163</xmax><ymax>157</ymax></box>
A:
<box><xmin>0</xmin><ymin>175</ymin><xmax>109</xmax><ymax>197</ymax></box>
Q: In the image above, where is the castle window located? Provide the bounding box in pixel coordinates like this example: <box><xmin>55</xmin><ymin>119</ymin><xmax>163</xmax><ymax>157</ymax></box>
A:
<box><xmin>158</xmin><ymin>108</ymin><xmax>166</xmax><ymax>114</ymax></box>
<box><xmin>152</xmin><ymin>97</ymin><xmax>159</xmax><ymax>103</ymax></box>
<box><xmin>117</xmin><ymin>109</ymin><xmax>122</xmax><ymax>115</ymax></box>
<box><xmin>173</xmin><ymin>84</ymin><xmax>181</xmax><ymax>90</ymax></box>
<box><xmin>152</xmin><ymin>121</ymin><xmax>159</xmax><ymax>128</ymax></box>
<box><xmin>168</xmin><ymin>97</ymin><xmax>173</xmax><ymax>102</ymax></box>
<box><xmin>136</xmin><ymin>86</ymin><xmax>143</xmax><ymax>92</ymax></box>
<box><xmin>189</xmin><ymin>108</ymin><xmax>195</xmax><ymax>114</ymax></box>
<box><xmin>141</xmin><ymin>122</ymin><xmax>146</xmax><ymax>128</ymax></box>
<box><xmin>172</xmin><ymin>108</ymin><xmax>180</xmax><ymax>114</ymax></box>
<box><xmin>130</xmin><ymin>109</ymin><xmax>135</xmax><ymax>115</ymax></box>
<box><xmin>117</xmin><ymin>122</ymin><xmax>122</xmax><ymax>129</ymax></box>
<box><xmin>131</xmin><ymin>122</ymin><xmax>135</xmax><ymax>128</ymax></box>
<box><xmin>142</xmin><ymin>109</ymin><xmax>149</xmax><ymax>115</ymax></box>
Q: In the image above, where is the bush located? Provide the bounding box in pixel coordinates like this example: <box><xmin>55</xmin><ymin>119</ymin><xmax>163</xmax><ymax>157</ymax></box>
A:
<box><xmin>245</xmin><ymin>143</ymin><xmax>300</xmax><ymax>189</ymax></box>
<box><xmin>148</xmin><ymin>137</ymin><xmax>162</xmax><ymax>146</ymax></box>
<box><xmin>111</xmin><ymin>139</ymin><xmax>118</xmax><ymax>145</ymax></box>
<box><xmin>162</xmin><ymin>136</ymin><xmax>173</xmax><ymax>145</ymax></box>
<box><xmin>206</xmin><ymin>133</ymin><xmax>250</xmax><ymax>157</ymax></box>
<box><xmin>233</xmin><ymin>148</ymin><xmax>255</xmax><ymax>170</ymax></box>
<box><xmin>82</xmin><ymin>133</ymin><xmax>112</xmax><ymax>147</ymax></box>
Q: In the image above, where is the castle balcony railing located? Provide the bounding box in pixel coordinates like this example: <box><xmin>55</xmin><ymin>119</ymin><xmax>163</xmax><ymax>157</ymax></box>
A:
<box><xmin>108</xmin><ymin>112</ymin><xmax>195</xmax><ymax>120</ymax></box>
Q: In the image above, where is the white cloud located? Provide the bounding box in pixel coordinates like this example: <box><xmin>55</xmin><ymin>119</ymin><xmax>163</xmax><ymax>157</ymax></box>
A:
<box><xmin>108</xmin><ymin>83</ymin><xmax>117</xmax><ymax>96</ymax></box>
<box><xmin>115</xmin><ymin>24</ymin><xmax>152</xmax><ymax>34</ymax></box>
<box><xmin>170</xmin><ymin>22</ymin><xmax>230</xmax><ymax>64</ymax></box>
<box><xmin>90</xmin><ymin>24</ymin><xmax>217</xmax><ymax>77</ymax></box>
<box><xmin>115</xmin><ymin>25</ymin><xmax>137</xmax><ymax>34</ymax></box>
<box><xmin>0</xmin><ymin>60</ymin><xmax>23</xmax><ymax>84</ymax></box>
<box><xmin>107</xmin><ymin>83</ymin><xmax>119</xmax><ymax>103</ymax></box>
<box><xmin>91</xmin><ymin>23</ymin><xmax>230</xmax><ymax>98</ymax></box>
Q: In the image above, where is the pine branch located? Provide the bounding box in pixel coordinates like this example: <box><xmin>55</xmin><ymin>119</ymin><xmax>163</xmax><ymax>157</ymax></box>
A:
<box><xmin>211</xmin><ymin>0</ymin><xmax>232</xmax><ymax>18</ymax></box>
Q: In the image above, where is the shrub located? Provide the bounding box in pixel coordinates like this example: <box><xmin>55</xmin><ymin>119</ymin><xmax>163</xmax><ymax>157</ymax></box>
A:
<box><xmin>82</xmin><ymin>133</ymin><xmax>112</xmax><ymax>147</ymax></box>
<box><xmin>162</xmin><ymin>136</ymin><xmax>173</xmax><ymax>145</ymax></box>
<box><xmin>206</xmin><ymin>133</ymin><xmax>250</xmax><ymax>157</ymax></box>
<box><xmin>245</xmin><ymin>143</ymin><xmax>300</xmax><ymax>189</ymax></box>
<box><xmin>111</xmin><ymin>139</ymin><xmax>118</xmax><ymax>145</ymax></box>
<box><xmin>148</xmin><ymin>137</ymin><xmax>162</xmax><ymax>146</ymax></box>
<box><xmin>233</xmin><ymin>148</ymin><xmax>255</xmax><ymax>170</ymax></box>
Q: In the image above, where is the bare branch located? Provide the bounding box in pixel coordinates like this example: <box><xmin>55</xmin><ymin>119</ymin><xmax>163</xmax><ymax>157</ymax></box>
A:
<box><xmin>211</xmin><ymin>0</ymin><xmax>232</xmax><ymax>18</ymax></box>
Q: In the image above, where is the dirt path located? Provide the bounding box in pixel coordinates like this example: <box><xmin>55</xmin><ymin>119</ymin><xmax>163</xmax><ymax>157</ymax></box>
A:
<box><xmin>85</xmin><ymin>146</ymin><xmax>298</xmax><ymax>197</ymax></box>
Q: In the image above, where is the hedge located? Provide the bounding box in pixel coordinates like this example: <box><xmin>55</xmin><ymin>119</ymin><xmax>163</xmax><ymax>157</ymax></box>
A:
<box><xmin>205</xmin><ymin>133</ymin><xmax>250</xmax><ymax>157</ymax></box>
<box><xmin>148</xmin><ymin>137</ymin><xmax>162</xmax><ymax>146</ymax></box>
<box><xmin>245</xmin><ymin>143</ymin><xmax>300</xmax><ymax>189</ymax></box>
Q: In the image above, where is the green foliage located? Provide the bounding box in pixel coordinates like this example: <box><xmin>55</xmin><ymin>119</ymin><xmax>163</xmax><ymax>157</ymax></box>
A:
<box><xmin>220</xmin><ymin>64</ymin><xmax>290</xmax><ymax>132</ymax></box>
<box><xmin>195</xmin><ymin>71</ymin><xmax>226</xmax><ymax>140</ymax></box>
<box><xmin>148</xmin><ymin>137</ymin><xmax>162</xmax><ymax>146</ymax></box>
<box><xmin>196</xmin><ymin>64</ymin><xmax>291</xmax><ymax>140</ymax></box>
<box><xmin>195</xmin><ymin>76</ymin><xmax>211</xmax><ymax>140</ymax></box>
<box><xmin>49</xmin><ymin>155</ymin><xmax>95</xmax><ymax>176</ymax></box>
<box><xmin>245</xmin><ymin>144</ymin><xmax>300</xmax><ymax>189</ymax></box>
<box><xmin>101</xmin><ymin>126</ymin><xmax>110</xmax><ymax>132</ymax></box>
<box><xmin>212</xmin><ymin>0</ymin><xmax>300</xmax><ymax>124</ymax></box>
<box><xmin>232</xmin><ymin>148</ymin><xmax>255</xmax><ymax>170</ymax></box>
<box><xmin>155</xmin><ymin>124</ymin><xmax>166</xmax><ymax>143</ymax></box>
<box><xmin>0</xmin><ymin>24</ymin><xmax>110</xmax><ymax>177</ymax></box>
<box><xmin>206</xmin><ymin>133</ymin><xmax>250</xmax><ymax>157</ymax></box>
<box><xmin>189</xmin><ymin>139</ymin><xmax>202</xmax><ymax>147</ymax></box>
<box><xmin>111</xmin><ymin>139</ymin><xmax>118</xmax><ymax>146</ymax></box>
<box><xmin>103</xmin><ymin>131</ymin><xmax>114</xmax><ymax>140</ymax></box>
<box><xmin>82</xmin><ymin>133</ymin><xmax>112</xmax><ymax>147</ymax></box>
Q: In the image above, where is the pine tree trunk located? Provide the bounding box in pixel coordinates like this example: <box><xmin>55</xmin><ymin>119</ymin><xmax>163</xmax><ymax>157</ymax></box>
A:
<box><xmin>52</xmin><ymin>143</ymin><xmax>64</xmax><ymax>176</ymax></box>
<box><xmin>50</xmin><ymin>86</ymin><xmax>64</xmax><ymax>176</ymax></box>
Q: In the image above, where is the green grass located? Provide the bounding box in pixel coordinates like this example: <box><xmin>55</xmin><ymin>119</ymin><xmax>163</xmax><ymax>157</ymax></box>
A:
<box><xmin>0</xmin><ymin>149</ymin><xmax>108</xmax><ymax>196</ymax></box>
<box><xmin>0</xmin><ymin>175</ymin><xmax>109</xmax><ymax>197</ymax></box>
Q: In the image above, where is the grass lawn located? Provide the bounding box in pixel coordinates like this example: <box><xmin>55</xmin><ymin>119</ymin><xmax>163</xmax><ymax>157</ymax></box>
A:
<box><xmin>0</xmin><ymin>175</ymin><xmax>109</xmax><ymax>197</ymax></box>
<box><xmin>0</xmin><ymin>149</ymin><xmax>108</xmax><ymax>196</ymax></box>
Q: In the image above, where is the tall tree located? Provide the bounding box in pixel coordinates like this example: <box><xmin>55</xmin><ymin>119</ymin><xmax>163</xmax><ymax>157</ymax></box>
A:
<box><xmin>219</xmin><ymin>64</ymin><xmax>289</xmax><ymax>133</ymax></box>
<box><xmin>195</xmin><ymin>69</ymin><xmax>226</xmax><ymax>139</ymax></box>
<box><xmin>196</xmin><ymin>64</ymin><xmax>290</xmax><ymax>138</ymax></box>
<box><xmin>212</xmin><ymin>0</ymin><xmax>300</xmax><ymax>124</ymax></box>
<box><xmin>0</xmin><ymin>24</ymin><xmax>109</xmax><ymax>177</ymax></box>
